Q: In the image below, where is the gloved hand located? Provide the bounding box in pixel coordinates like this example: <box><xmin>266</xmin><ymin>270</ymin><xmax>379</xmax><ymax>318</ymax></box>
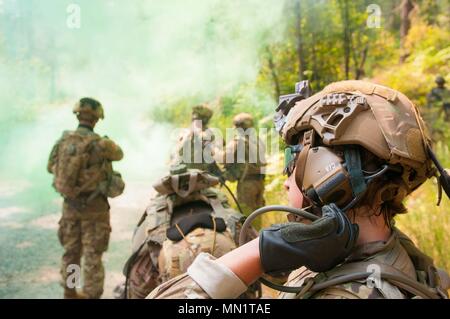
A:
<box><xmin>259</xmin><ymin>203</ymin><xmax>359</xmax><ymax>275</ymax></box>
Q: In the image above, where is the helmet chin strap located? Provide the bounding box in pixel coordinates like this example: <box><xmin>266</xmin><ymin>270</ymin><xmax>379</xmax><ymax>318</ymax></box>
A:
<box><xmin>427</xmin><ymin>145</ymin><xmax>450</xmax><ymax>203</ymax></box>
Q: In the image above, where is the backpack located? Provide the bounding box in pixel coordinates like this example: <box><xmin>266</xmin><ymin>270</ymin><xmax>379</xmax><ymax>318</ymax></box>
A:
<box><xmin>52</xmin><ymin>131</ymin><xmax>100</xmax><ymax>199</ymax></box>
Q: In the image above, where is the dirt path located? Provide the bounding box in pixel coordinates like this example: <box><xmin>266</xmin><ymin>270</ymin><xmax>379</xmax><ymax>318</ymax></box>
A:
<box><xmin>0</xmin><ymin>180</ymin><xmax>154</xmax><ymax>299</ymax></box>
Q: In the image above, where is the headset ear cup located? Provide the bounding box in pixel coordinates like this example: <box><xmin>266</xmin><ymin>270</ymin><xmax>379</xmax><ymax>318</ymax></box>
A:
<box><xmin>294</xmin><ymin>144</ymin><xmax>311</xmax><ymax>192</ymax></box>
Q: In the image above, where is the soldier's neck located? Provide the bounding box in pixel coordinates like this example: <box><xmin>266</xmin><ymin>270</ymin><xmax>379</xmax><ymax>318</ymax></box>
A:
<box><xmin>353</xmin><ymin>213</ymin><xmax>391</xmax><ymax>246</ymax></box>
<box><xmin>78</xmin><ymin>123</ymin><xmax>94</xmax><ymax>131</ymax></box>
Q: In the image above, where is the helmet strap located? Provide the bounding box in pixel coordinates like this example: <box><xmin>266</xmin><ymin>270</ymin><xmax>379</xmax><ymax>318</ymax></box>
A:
<box><xmin>427</xmin><ymin>145</ymin><xmax>450</xmax><ymax>202</ymax></box>
<box><xmin>343</xmin><ymin>147</ymin><xmax>367</xmax><ymax>197</ymax></box>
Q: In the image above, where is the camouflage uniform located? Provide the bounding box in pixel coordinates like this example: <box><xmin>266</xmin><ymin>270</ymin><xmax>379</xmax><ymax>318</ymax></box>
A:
<box><xmin>172</xmin><ymin>105</ymin><xmax>223</xmax><ymax>176</ymax></box>
<box><xmin>147</xmin><ymin>228</ymin><xmax>449</xmax><ymax>299</ymax></box>
<box><xmin>224</xmin><ymin>113</ymin><xmax>266</xmax><ymax>224</ymax></box>
<box><xmin>124</xmin><ymin>168</ymin><xmax>251</xmax><ymax>299</ymax></box>
<box><xmin>48</xmin><ymin>105</ymin><xmax>124</xmax><ymax>299</ymax></box>
<box><xmin>425</xmin><ymin>76</ymin><xmax>450</xmax><ymax>133</ymax></box>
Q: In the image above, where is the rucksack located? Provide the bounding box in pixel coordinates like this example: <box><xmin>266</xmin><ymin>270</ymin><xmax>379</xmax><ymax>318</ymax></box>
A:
<box><xmin>52</xmin><ymin>131</ymin><xmax>100</xmax><ymax>199</ymax></box>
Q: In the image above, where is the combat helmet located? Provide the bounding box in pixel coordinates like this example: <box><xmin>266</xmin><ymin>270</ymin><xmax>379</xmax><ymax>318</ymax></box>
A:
<box><xmin>153</xmin><ymin>164</ymin><xmax>220</xmax><ymax>198</ymax></box>
<box><xmin>73</xmin><ymin>97</ymin><xmax>105</xmax><ymax>120</ymax></box>
<box><xmin>233</xmin><ymin>113</ymin><xmax>254</xmax><ymax>129</ymax></box>
<box><xmin>435</xmin><ymin>75</ymin><xmax>446</xmax><ymax>86</ymax></box>
<box><xmin>192</xmin><ymin>104</ymin><xmax>213</xmax><ymax>124</ymax></box>
<box><xmin>276</xmin><ymin>80</ymin><xmax>447</xmax><ymax>211</ymax></box>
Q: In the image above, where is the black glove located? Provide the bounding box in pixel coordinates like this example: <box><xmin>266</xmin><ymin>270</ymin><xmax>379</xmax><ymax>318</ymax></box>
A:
<box><xmin>259</xmin><ymin>204</ymin><xmax>359</xmax><ymax>275</ymax></box>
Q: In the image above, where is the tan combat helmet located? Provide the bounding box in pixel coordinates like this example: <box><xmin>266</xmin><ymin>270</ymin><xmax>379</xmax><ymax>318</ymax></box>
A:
<box><xmin>233</xmin><ymin>112</ymin><xmax>254</xmax><ymax>129</ymax></box>
<box><xmin>278</xmin><ymin>80</ymin><xmax>437</xmax><ymax>210</ymax></box>
<box><xmin>192</xmin><ymin>104</ymin><xmax>213</xmax><ymax>124</ymax></box>
<box><xmin>73</xmin><ymin>97</ymin><xmax>105</xmax><ymax>120</ymax></box>
<box><xmin>153</xmin><ymin>164</ymin><xmax>219</xmax><ymax>198</ymax></box>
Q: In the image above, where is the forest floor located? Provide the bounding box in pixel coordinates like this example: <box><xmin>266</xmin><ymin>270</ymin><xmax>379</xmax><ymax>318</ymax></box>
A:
<box><xmin>0</xmin><ymin>180</ymin><xmax>153</xmax><ymax>299</ymax></box>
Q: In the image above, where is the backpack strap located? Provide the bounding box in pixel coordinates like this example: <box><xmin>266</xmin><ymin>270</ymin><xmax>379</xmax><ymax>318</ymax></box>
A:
<box><xmin>298</xmin><ymin>261</ymin><xmax>443</xmax><ymax>299</ymax></box>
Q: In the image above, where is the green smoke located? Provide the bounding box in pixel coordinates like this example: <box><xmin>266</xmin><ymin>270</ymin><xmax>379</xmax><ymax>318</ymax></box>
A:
<box><xmin>0</xmin><ymin>0</ymin><xmax>286</xmax><ymax>188</ymax></box>
<box><xmin>0</xmin><ymin>0</ymin><xmax>288</xmax><ymax>297</ymax></box>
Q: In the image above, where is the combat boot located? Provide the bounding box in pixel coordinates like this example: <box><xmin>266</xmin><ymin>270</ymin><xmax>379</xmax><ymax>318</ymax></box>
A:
<box><xmin>64</xmin><ymin>288</ymin><xmax>88</xmax><ymax>299</ymax></box>
<box><xmin>63</xmin><ymin>288</ymin><xmax>79</xmax><ymax>299</ymax></box>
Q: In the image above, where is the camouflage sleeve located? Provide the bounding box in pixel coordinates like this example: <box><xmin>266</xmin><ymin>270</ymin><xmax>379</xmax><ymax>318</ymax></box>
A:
<box><xmin>99</xmin><ymin>137</ymin><xmax>123</xmax><ymax>161</ymax></box>
<box><xmin>311</xmin><ymin>282</ymin><xmax>384</xmax><ymax>299</ymax></box>
<box><xmin>147</xmin><ymin>273</ymin><xmax>211</xmax><ymax>299</ymax></box>
<box><xmin>147</xmin><ymin>253</ymin><xmax>248</xmax><ymax>299</ymax></box>
<box><xmin>47</xmin><ymin>140</ymin><xmax>61</xmax><ymax>173</ymax></box>
<box><xmin>223</xmin><ymin>140</ymin><xmax>240</xmax><ymax>182</ymax></box>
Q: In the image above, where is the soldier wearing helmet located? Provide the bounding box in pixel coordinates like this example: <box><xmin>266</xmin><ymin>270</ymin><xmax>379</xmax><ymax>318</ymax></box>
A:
<box><xmin>47</xmin><ymin>97</ymin><xmax>124</xmax><ymax>299</ymax></box>
<box><xmin>147</xmin><ymin>81</ymin><xmax>450</xmax><ymax>299</ymax></box>
<box><xmin>122</xmin><ymin>164</ymin><xmax>259</xmax><ymax>299</ymax></box>
<box><xmin>172</xmin><ymin>104</ymin><xmax>223</xmax><ymax>176</ymax></box>
<box><xmin>223</xmin><ymin>113</ymin><xmax>266</xmax><ymax>227</ymax></box>
<box><xmin>426</xmin><ymin>75</ymin><xmax>450</xmax><ymax>126</ymax></box>
<box><xmin>191</xmin><ymin>104</ymin><xmax>213</xmax><ymax>125</ymax></box>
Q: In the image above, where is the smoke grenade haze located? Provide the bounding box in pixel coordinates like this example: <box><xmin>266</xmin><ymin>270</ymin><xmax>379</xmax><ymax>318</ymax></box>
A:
<box><xmin>0</xmin><ymin>0</ymin><xmax>285</xmax><ymax>186</ymax></box>
<box><xmin>0</xmin><ymin>0</ymin><xmax>286</xmax><ymax>297</ymax></box>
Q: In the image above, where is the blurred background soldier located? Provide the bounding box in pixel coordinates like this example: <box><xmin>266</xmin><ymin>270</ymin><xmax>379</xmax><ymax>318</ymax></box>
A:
<box><xmin>172</xmin><ymin>104</ymin><xmax>223</xmax><ymax>177</ymax></box>
<box><xmin>47</xmin><ymin>98</ymin><xmax>125</xmax><ymax>299</ymax></box>
<box><xmin>224</xmin><ymin>113</ymin><xmax>266</xmax><ymax>228</ymax></box>
<box><xmin>426</xmin><ymin>76</ymin><xmax>450</xmax><ymax>134</ymax></box>
<box><xmin>122</xmin><ymin>164</ymin><xmax>259</xmax><ymax>299</ymax></box>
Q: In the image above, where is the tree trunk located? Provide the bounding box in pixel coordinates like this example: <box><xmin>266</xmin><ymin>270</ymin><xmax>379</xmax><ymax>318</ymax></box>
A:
<box><xmin>266</xmin><ymin>47</ymin><xmax>281</xmax><ymax>102</ymax></box>
<box><xmin>295</xmin><ymin>0</ymin><xmax>307</xmax><ymax>80</ymax></box>
<box><xmin>339</xmin><ymin>0</ymin><xmax>351</xmax><ymax>80</ymax></box>
<box><xmin>355</xmin><ymin>44</ymin><xmax>369</xmax><ymax>80</ymax></box>
<box><xmin>400</xmin><ymin>0</ymin><xmax>413</xmax><ymax>62</ymax></box>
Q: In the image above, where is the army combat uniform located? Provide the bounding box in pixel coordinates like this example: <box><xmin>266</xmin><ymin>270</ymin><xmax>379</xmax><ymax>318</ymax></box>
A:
<box><xmin>427</xmin><ymin>85</ymin><xmax>450</xmax><ymax>119</ymax></box>
<box><xmin>124</xmin><ymin>167</ymin><xmax>249</xmax><ymax>299</ymax></box>
<box><xmin>425</xmin><ymin>76</ymin><xmax>450</xmax><ymax>134</ymax></box>
<box><xmin>48</xmin><ymin>125</ymin><xmax>124</xmax><ymax>299</ymax></box>
<box><xmin>147</xmin><ymin>228</ymin><xmax>449</xmax><ymax>299</ymax></box>
<box><xmin>171</xmin><ymin>104</ymin><xmax>224</xmax><ymax>177</ymax></box>
<box><xmin>224</xmin><ymin>113</ymin><xmax>266</xmax><ymax>224</ymax></box>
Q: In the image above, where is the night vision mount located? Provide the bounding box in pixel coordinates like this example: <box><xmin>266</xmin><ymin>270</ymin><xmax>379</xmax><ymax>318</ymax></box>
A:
<box><xmin>274</xmin><ymin>80</ymin><xmax>312</xmax><ymax>133</ymax></box>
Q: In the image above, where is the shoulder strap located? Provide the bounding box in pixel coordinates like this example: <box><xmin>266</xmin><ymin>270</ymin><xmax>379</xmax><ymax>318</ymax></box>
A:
<box><xmin>301</xmin><ymin>261</ymin><xmax>443</xmax><ymax>299</ymax></box>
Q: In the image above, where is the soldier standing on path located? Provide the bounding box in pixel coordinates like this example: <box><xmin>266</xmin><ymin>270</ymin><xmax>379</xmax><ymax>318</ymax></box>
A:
<box><xmin>223</xmin><ymin>113</ymin><xmax>266</xmax><ymax>227</ymax></box>
<box><xmin>172</xmin><ymin>104</ymin><xmax>223</xmax><ymax>176</ymax></box>
<box><xmin>47</xmin><ymin>98</ymin><xmax>125</xmax><ymax>299</ymax></box>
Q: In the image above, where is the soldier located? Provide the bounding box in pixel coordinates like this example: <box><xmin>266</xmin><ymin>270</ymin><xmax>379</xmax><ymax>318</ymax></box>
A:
<box><xmin>148</xmin><ymin>80</ymin><xmax>450</xmax><ymax>299</ymax></box>
<box><xmin>427</xmin><ymin>75</ymin><xmax>450</xmax><ymax>121</ymax></box>
<box><xmin>47</xmin><ymin>97</ymin><xmax>125</xmax><ymax>299</ymax></box>
<box><xmin>172</xmin><ymin>104</ymin><xmax>222</xmax><ymax>176</ymax></box>
<box><xmin>123</xmin><ymin>165</ymin><xmax>258</xmax><ymax>299</ymax></box>
<box><xmin>223</xmin><ymin>113</ymin><xmax>266</xmax><ymax>226</ymax></box>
